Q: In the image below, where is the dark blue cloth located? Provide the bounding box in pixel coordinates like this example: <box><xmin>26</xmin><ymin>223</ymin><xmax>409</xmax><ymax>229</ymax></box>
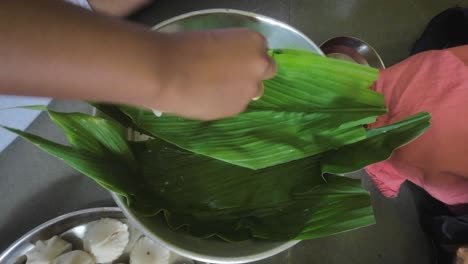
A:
<box><xmin>412</xmin><ymin>7</ymin><xmax>468</xmax><ymax>54</ymax></box>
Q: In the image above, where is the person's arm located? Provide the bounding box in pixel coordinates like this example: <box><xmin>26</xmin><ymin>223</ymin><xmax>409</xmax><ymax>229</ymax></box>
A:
<box><xmin>0</xmin><ymin>0</ymin><xmax>275</xmax><ymax>120</ymax></box>
<box><xmin>87</xmin><ymin>0</ymin><xmax>152</xmax><ymax>17</ymax></box>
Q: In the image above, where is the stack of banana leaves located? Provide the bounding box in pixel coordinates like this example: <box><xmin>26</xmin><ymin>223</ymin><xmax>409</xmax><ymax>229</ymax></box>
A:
<box><xmin>2</xmin><ymin>49</ymin><xmax>430</xmax><ymax>241</ymax></box>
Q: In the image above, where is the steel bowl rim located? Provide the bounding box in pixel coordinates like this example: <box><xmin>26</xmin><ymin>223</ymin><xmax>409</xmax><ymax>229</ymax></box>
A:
<box><xmin>152</xmin><ymin>8</ymin><xmax>324</xmax><ymax>56</ymax></box>
<box><xmin>0</xmin><ymin>207</ymin><xmax>121</xmax><ymax>263</ymax></box>
<box><xmin>320</xmin><ymin>35</ymin><xmax>385</xmax><ymax>68</ymax></box>
<box><xmin>112</xmin><ymin>193</ymin><xmax>299</xmax><ymax>264</ymax></box>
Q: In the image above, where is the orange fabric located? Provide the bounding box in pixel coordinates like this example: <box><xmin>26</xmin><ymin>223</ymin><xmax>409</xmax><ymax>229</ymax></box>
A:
<box><xmin>449</xmin><ymin>45</ymin><xmax>468</xmax><ymax>66</ymax></box>
<box><xmin>366</xmin><ymin>45</ymin><xmax>468</xmax><ymax>206</ymax></box>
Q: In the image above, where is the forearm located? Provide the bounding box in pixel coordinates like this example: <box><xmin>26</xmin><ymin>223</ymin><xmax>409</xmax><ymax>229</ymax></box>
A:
<box><xmin>0</xmin><ymin>0</ymin><xmax>160</xmax><ymax>107</ymax></box>
<box><xmin>0</xmin><ymin>0</ymin><xmax>275</xmax><ymax>120</ymax></box>
<box><xmin>87</xmin><ymin>0</ymin><xmax>152</xmax><ymax>17</ymax></box>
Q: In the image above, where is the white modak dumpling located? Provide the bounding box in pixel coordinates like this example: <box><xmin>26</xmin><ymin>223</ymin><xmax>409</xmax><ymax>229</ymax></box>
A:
<box><xmin>130</xmin><ymin>236</ymin><xmax>169</xmax><ymax>264</ymax></box>
<box><xmin>83</xmin><ymin>218</ymin><xmax>129</xmax><ymax>263</ymax></box>
<box><xmin>52</xmin><ymin>250</ymin><xmax>95</xmax><ymax>264</ymax></box>
<box><xmin>26</xmin><ymin>236</ymin><xmax>72</xmax><ymax>264</ymax></box>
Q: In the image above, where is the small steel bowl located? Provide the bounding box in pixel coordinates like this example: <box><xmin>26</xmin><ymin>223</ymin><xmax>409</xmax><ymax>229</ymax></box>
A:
<box><xmin>0</xmin><ymin>208</ymin><xmax>130</xmax><ymax>264</ymax></box>
<box><xmin>320</xmin><ymin>36</ymin><xmax>385</xmax><ymax>69</ymax></box>
<box><xmin>0</xmin><ymin>207</ymin><xmax>193</xmax><ymax>264</ymax></box>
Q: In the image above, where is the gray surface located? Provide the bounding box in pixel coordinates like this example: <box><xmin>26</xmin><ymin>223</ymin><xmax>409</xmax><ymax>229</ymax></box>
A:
<box><xmin>132</xmin><ymin>0</ymin><xmax>468</xmax><ymax>66</ymax></box>
<box><xmin>0</xmin><ymin>101</ymin><xmax>113</xmax><ymax>252</ymax></box>
<box><xmin>289</xmin><ymin>0</ymin><xmax>468</xmax><ymax>66</ymax></box>
<box><xmin>2</xmin><ymin>0</ymin><xmax>468</xmax><ymax>263</ymax></box>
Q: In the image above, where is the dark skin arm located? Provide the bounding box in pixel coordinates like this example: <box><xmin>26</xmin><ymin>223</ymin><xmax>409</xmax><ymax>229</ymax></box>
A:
<box><xmin>0</xmin><ymin>0</ymin><xmax>275</xmax><ymax>120</ymax></box>
<box><xmin>87</xmin><ymin>0</ymin><xmax>152</xmax><ymax>17</ymax></box>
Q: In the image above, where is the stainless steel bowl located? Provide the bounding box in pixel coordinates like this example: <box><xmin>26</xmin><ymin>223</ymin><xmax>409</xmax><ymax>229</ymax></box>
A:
<box><xmin>320</xmin><ymin>36</ymin><xmax>385</xmax><ymax>69</ymax></box>
<box><xmin>111</xmin><ymin>9</ymin><xmax>323</xmax><ymax>264</ymax></box>
<box><xmin>0</xmin><ymin>207</ymin><xmax>193</xmax><ymax>264</ymax></box>
<box><xmin>0</xmin><ymin>208</ymin><xmax>129</xmax><ymax>264</ymax></box>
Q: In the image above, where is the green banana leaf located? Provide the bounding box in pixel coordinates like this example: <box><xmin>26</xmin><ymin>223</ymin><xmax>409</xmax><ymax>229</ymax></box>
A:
<box><xmin>1</xmin><ymin>127</ymin><xmax>137</xmax><ymax>197</ymax></box>
<box><xmin>321</xmin><ymin>112</ymin><xmax>431</xmax><ymax>174</ymax></box>
<box><xmin>2</xmin><ymin>109</ymin><xmax>430</xmax><ymax>241</ymax></box>
<box><xmin>128</xmin><ymin>138</ymin><xmax>374</xmax><ymax>241</ymax></box>
<box><xmin>116</xmin><ymin>50</ymin><xmax>387</xmax><ymax>170</ymax></box>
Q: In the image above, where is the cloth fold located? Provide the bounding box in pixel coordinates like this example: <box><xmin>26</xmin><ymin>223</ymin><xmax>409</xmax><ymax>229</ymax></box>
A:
<box><xmin>366</xmin><ymin>46</ymin><xmax>468</xmax><ymax>206</ymax></box>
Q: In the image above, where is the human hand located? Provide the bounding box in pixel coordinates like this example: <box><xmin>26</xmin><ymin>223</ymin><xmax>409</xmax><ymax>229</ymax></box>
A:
<box><xmin>148</xmin><ymin>29</ymin><xmax>276</xmax><ymax>120</ymax></box>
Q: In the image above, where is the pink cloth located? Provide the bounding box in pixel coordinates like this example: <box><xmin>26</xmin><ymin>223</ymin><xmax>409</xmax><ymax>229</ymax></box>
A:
<box><xmin>366</xmin><ymin>46</ymin><xmax>468</xmax><ymax>207</ymax></box>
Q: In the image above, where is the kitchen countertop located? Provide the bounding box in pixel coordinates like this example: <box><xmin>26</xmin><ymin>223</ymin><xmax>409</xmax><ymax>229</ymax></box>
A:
<box><xmin>2</xmin><ymin>1</ymin><xmax>468</xmax><ymax>263</ymax></box>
